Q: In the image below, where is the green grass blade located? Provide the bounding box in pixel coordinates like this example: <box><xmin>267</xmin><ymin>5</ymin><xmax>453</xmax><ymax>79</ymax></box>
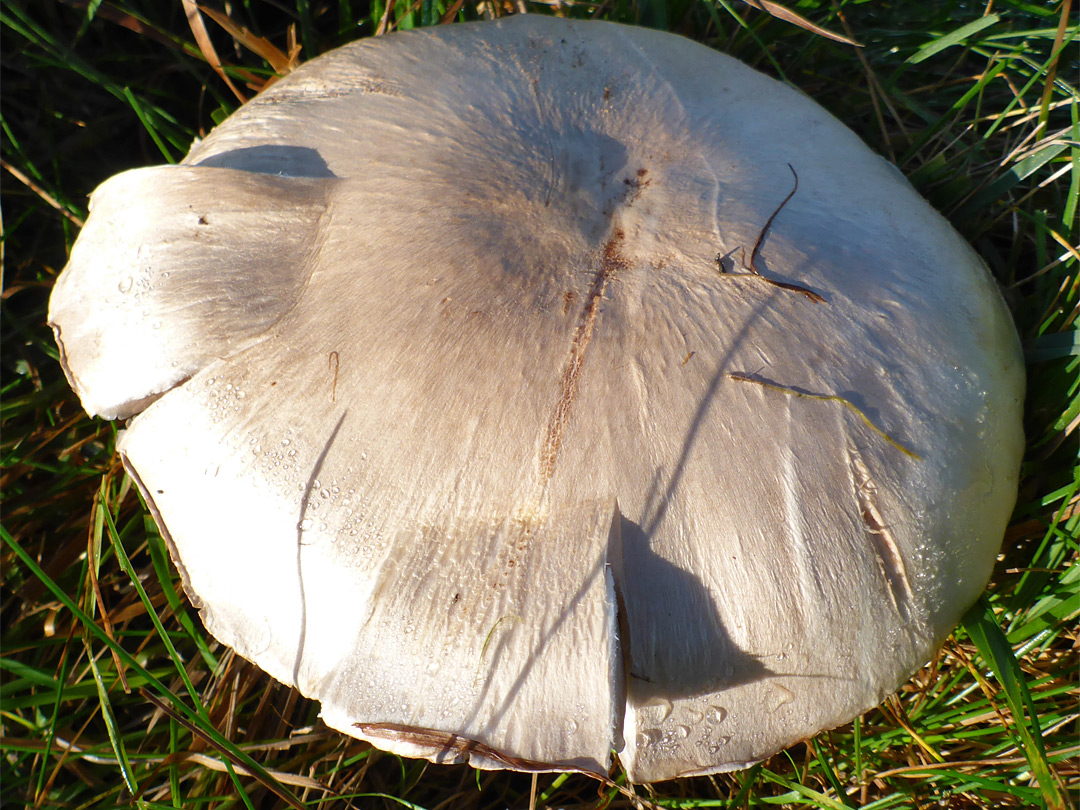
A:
<box><xmin>908</xmin><ymin>14</ymin><xmax>1001</xmax><ymax>64</ymax></box>
<box><xmin>961</xmin><ymin>598</ymin><xmax>1067</xmax><ymax>810</ymax></box>
<box><xmin>83</xmin><ymin>637</ymin><xmax>141</xmax><ymax>802</ymax></box>
<box><xmin>142</xmin><ymin>513</ymin><xmax>219</xmax><ymax>670</ymax></box>
<box><xmin>98</xmin><ymin>483</ymin><xmax>259</xmax><ymax>809</ymax></box>
<box><xmin>0</xmin><ymin>526</ymin><xmax>306</xmax><ymax>808</ymax></box>
<box><xmin>758</xmin><ymin>768</ymin><xmax>851</xmax><ymax>809</ymax></box>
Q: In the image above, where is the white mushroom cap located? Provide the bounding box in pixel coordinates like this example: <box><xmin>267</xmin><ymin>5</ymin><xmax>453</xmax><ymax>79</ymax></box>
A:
<box><xmin>48</xmin><ymin>16</ymin><xmax>1024</xmax><ymax>782</ymax></box>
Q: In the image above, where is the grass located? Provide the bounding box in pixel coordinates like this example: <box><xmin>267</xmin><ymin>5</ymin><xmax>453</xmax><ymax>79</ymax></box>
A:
<box><xmin>1</xmin><ymin>0</ymin><xmax>1077</xmax><ymax>808</ymax></box>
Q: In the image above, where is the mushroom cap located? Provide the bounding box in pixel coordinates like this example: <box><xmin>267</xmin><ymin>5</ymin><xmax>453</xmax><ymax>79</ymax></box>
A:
<box><xmin>48</xmin><ymin>16</ymin><xmax>1024</xmax><ymax>782</ymax></box>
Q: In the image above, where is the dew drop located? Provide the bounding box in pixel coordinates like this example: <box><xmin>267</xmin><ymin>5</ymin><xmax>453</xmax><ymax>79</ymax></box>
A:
<box><xmin>770</xmin><ymin>684</ymin><xmax>795</xmax><ymax>711</ymax></box>
<box><xmin>635</xmin><ymin>728</ymin><xmax>662</xmax><ymax>748</ymax></box>
<box><xmin>645</xmin><ymin>696</ymin><xmax>673</xmax><ymax>722</ymax></box>
<box><xmin>117</xmin><ymin>277</ymin><xmax>133</xmax><ymax>293</ymax></box>
<box><xmin>707</xmin><ymin>705</ymin><xmax>727</xmax><ymax>724</ymax></box>
<box><xmin>706</xmin><ymin>736</ymin><xmax>732</xmax><ymax>753</ymax></box>
<box><xmin>674</xmin><ymin>724</ymin><xmax>690</xmax><ymax>739</ymax></box>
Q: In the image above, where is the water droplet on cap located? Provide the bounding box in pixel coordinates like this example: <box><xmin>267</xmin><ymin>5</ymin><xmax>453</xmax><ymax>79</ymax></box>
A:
<box><xmin>706</xmin><ymin>735</ymin><xmax>732</xmax><ymax>753</ymax></box>
<box><xmin>770</xmin><ymin>684</ymin><xmax>795</xmax><ymax>711</ymax></box>
<box><xmin>645</xmin><ymin>696</ymin><xmax>673</xmax><ymax>722</ymax></box>
<box><xmin>636</xmin><ymin>728</ymin><xmax>662</xmax><ymax>748</ymax></box>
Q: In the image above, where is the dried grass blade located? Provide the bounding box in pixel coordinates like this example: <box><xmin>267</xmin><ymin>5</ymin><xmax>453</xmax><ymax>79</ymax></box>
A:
<box><xmin>166</xmin><ymin>751</ymin><xmax>335</xmax><ymax>792</ymax></box>
<box><xmin>376</xmin><ymin>0</ymin><xmax>397</xmax><ymax>36</ymax></box>
<box><xmin>198</xmin><ymin>5</ymin><xmax>298</xmax><ymax>75</ymax></box>
<box><xmin>1</xmin><ymin>159</ymin><xmax>84</xmax><ymax>227</ymax></box>
<box><xmin>727</xmin><ymin>373</ymin><xmax>921</xmax><ymax>459</ymax></box>
<box><xmin>1037</xmin><ymin>0</ymin><xmax>1073</xmax><ymax>132</ymax></box>
<box><xmin>180</xmin><ymin>0</ymin><xmax>247</xmax><ymax>103</ymax></box>
<box><xmin>440</xmin><ymin>0</ymin><xmax>466</xmax><ymax>25</ymax></box>
<box><xmin>742</xmin><ymin>0</ymin><xmax>859</xmax><ymax>46</ymax></box>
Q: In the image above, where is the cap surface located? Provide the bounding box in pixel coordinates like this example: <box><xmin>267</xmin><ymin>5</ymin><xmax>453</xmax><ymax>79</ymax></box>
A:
<box><xmin>48</xmin><ymin>15</ymin><xmax>1024</xmax><ymax>782</ymax></box>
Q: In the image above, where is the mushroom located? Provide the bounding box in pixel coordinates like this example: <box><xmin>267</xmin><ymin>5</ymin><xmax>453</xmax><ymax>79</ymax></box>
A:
<box><xmin>48</xmin><ymin>15</ymin><xmax>1024</xmax><ymax>782</ymax></box>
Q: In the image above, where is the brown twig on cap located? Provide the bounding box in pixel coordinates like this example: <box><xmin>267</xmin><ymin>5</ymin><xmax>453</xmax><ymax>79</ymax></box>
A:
<box><xmin>716</xmin><ymin>165</ymin><xmax>826</xmax><ymax>303</ymax></box>
<box><xmin>747</xmin><ymin>165</ymin><xmax>825</xmax><ymax>303</ymax></box>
